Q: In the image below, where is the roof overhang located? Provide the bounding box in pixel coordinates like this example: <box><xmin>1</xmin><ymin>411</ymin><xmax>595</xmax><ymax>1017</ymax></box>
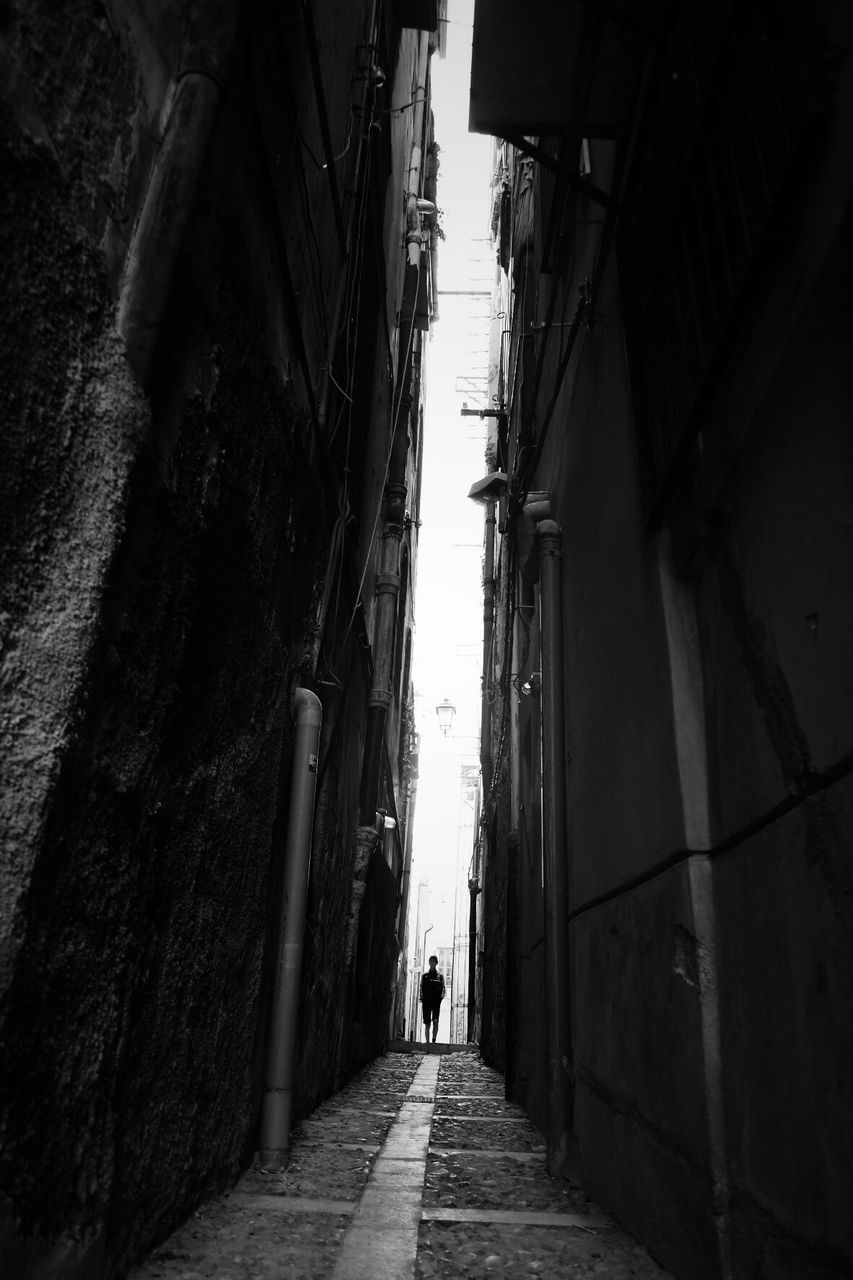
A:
<box><xmin>468</xmin><ymin>0</ymin><xmax>656</xmax><ymax>143</ymax></box>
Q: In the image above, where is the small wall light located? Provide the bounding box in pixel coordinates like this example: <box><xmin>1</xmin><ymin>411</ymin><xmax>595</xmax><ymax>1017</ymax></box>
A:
<box><xmin>520</xmin><ymin>673</ymin><xmax>541</xmax><ymax>697</ymax></box>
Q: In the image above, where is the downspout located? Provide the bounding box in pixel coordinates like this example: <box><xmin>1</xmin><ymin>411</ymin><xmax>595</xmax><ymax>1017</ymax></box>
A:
<box><xmin>469</xmin><ymin>478</ymin><xmax>496</xmax><ymax>1042</ymax></box>
<box><xmin>397</xmin><ymin>757</ymin><xmax>419</xmax><ymax>951</ymax></box>
<box><xmin>429</xmin><ymin>228</ymin><xmax>439</xmax><ymax>323</ymax></box>
<box><xmin>117</xmin><ymin>6</ymin><xmax>242</xmax><ymax>385</ymax></box>
<box><xmin>358</xmin><ymin>29</ymin><xmax>429</xmax><ymax>826</ymax></box>
<box><xmin>259</xmin><ymin>688</ymin><xmax>323</xmax><ymax>1168</ymax></box>
<box><xmin>391</xmin><ymin>763</ymin><xmax>417</xmax><ymax>1039</ymax></box>
<box><xmin>535</xmin><ymin>515</ymin><xmax>573</xmax><ymax>1177</ymax></box>
<box><xmin>404</xmin><ymin>32</ymin><xmax>430</xmax><ymax>274</ymax></box>
<box><xmin>467</xmin><ymin>864</ymin><xmax>479</xmax><ymax>1042</ymax></box>
<box><xmin>480</xmin><ymin>492</ymin><xmax>497</xmax><ymax>796</ymax></box>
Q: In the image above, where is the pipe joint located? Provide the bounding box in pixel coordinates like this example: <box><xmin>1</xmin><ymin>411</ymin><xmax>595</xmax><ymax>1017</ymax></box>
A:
<box><xmin>536</xmin><ymin>518</ymin><xmax>563</xmax><ymax>559</ymax></box>
<box><xmin>259</xmin><ymin>686</ymin><xmax>322</xmax><ymax>1165</ymax></box>
<box><xmin>293</xmin><ymin>686</ymin><xmax>322</xmax><ymax>726</ymax></box>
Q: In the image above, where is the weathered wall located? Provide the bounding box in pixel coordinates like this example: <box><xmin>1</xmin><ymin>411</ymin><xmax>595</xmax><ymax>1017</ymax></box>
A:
<box><xmin>486</xmin><ymin>28</ymin><xmax>853</xmax><ymax>1275</ymax></box>
<box><xmin>572</xmin><ymin>866</ymin><xmax>718</xmax><ymax>1280</ymax></box>
<box><xmin>686</xmin><ymin>190</ymin><xmax>853</xmax><ymax>1277</ymax></box>
<box><xmin>0</xmin><ymin>1</ymin><xmax>426</xmax><ymax>1275</ymax></box>
<box><xmin>564</xmin><ymin>171</ymin><xmax>853</xmax><ymax>1278</ymax></box>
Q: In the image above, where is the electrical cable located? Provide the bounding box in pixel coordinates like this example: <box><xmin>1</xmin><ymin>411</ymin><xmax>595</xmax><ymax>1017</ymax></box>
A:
<box><xmin>332</xmin><ymin>48</ymin><xmax>433</xmax><ymax>657</ymax></box>
<box><xmin>342</xmin><ymin>246</ymin><xmax>421</xmax><ymax>642</ymax></box>
<box><xmin>293</xmin><ymin>137</ymin><xmax>332</xmax><ymax>353</ymax></box>
<box><xmin>318</xmin><ymin>96</ymin><xmax>377</xmax><ymax>673</ymax></box>
<box><xmin>352</xmin><ymin>94</ymin><xmax>426</xmax><ymax>117</ymax></box>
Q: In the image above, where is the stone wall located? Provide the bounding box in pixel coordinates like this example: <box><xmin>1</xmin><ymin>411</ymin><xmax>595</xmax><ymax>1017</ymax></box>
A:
<box><xmin>0</xmin><ymin>1</ymin><xmax>424</xmax><ymax>1275</ymax></box>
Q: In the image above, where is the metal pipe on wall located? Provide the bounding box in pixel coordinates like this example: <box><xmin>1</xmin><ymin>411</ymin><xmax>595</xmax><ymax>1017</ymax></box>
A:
<box><xmin>259</xmin><ymin>688</ymin><xmax>323</xmax><ymax>1168</ymax></box>
<box><xmin>397</xmin><ymin>765</ymin><xmax>418</xmax><ymax>952</ymax></box>
<box><xmin>536</xmin><ymin>518</ymin><xmax>573</xmax><ymax>1177</ymax></box>
<box><xmin>117</xmin><ymin>4</ymin><xmax>242</xmax><ymax>384</ymax></box>
<box><xmin>405</xmin><ymin>31</ymin><xmax>430</xmax><ymax>265</ymax></box>
<box><xmin>467</xmin><ymin>872</ymin><xmax>479</xmax><ymax>1041</ymax></box>
<box><xmin>480</xmin><ymin>495</ymin><xmax>496</xmax><ymax>795</ymax></box>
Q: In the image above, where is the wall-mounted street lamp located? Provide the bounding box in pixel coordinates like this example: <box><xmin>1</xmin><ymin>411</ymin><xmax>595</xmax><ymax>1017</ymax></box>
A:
<box><xmin>435</xmin><ymin>697</ymin><xmax>456</xmax><ymax>736</ymax></box>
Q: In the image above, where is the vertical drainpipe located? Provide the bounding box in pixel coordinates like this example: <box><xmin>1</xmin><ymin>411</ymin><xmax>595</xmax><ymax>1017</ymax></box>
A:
<box><xmin>259</xmin><ymin>688</ymin><xmax>322</xmax><ymax>1168</ymax></box>
<box><xmin>117</xmin><ymin>6</ymin><xmax>242</xmax><ymax>385</ymax></box>
<box><xmin>467</xmin><ymin>866</ymin><xmax>479</xmax><ymax>1042</ymax></box>
<box><xmin>397</xmin><ymin>758</ymin><xmax>419</xmax><ymax>952</ymax></box>
<box><xmin>480</xmin><ymin>495</ymin><xmax>496</xmax><ymax>797</ymax></box>
<box><xmin>536</xmin><ymin>517</ymin><xmax>573</xmax><ymax>1177</ymax></box>
<box><xmin>469</xmin><ymin>489</ymin><xmax>496</xmax><ymax>1039</ymax></box>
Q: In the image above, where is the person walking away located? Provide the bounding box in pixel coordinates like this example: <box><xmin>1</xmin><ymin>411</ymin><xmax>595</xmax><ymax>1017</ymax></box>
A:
<box><xmin>420</xmin><ymin>954</ymin><xmax>445</xmax><ymax>1044</ymax></box>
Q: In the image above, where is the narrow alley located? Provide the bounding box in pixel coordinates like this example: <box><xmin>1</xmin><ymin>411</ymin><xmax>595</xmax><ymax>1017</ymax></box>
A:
<box><xmin>132</xmin><ymin>1050</ymin><xmax>670</xmax><ymax>1280</ymax></box>
<box><xmin>4</xmin><ymin>2</ymin><xmax>853</xmax><ymax>1278</ymax></box>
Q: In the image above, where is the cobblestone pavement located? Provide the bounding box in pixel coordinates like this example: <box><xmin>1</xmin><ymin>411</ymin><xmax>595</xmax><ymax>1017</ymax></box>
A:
<box><xmin>132</xmin><ymin>1048</ymin><xmax>673</xmax><ymax>1280</ymax></box>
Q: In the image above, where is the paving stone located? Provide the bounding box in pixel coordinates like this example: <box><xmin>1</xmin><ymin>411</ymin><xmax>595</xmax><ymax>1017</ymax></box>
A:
<box><xmin>137</xmin><ymin>1199</ymin><xmax>350</xmax><ymax>1280</ymax></box>
<box><xmin>430</xmin><ymin>1114</ymin><xmax>545</xmax><ymax>1152</ymax></box>
<box><xmin>434</xmin><ymin>1095</ymin><xmax>531</xmax><ymax>1117</ymax></box>
<box><xmin>131</xmin><ymin>1049</ymin><xmax>673</xmax><ymax>1280</ymax></box>
<box><xmin>415</xmin><ymin>1221</ymin><xmax>671</xmax><ymax>1280</ymax></box>
<box><xmin>238</xmin><ymin>1145</ymin><xmax>375</xmax><ymax>1201</ymax></box>
<box><xmin>424</xmin><ymin>1149</ymin><xmax>593</xmax><ymax>1214</ymax></box>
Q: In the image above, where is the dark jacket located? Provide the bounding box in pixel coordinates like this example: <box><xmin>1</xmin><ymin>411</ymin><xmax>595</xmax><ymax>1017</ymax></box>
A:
<box><xmin>421</xmin><ymin>968</ymin><xmax>446</xmax><ymax>1006</ymax></box>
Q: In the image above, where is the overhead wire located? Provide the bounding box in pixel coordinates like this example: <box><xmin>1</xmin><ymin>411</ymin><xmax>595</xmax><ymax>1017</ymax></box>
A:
<box><xmin>316</xmin><ymin>53</ymin><xmax>382</xmax><ymax>679</ymax></box>
<box><xmin>332</xmin><ymin>44</ymin><xmax>434</xmax><ymax>658</ymax></box>
<box><xmin>343</xmin><ymin>247</ymin><xmax>422</xmax><ymax>643</ymax></box>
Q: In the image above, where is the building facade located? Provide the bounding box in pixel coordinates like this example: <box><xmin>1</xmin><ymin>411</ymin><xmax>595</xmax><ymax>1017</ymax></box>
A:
<box><xmin>469</xmin><ymin>3</ymin><xmax>853</xmax><ymax>1277</ymax></box>
<box><xmin>0</xmin><ymin>1</ymin><xmax>440</xmax><ymax>1275</ymax></box>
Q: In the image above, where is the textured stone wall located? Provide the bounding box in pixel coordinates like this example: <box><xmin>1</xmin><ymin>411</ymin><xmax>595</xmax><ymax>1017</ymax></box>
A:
<box><xmin>0</xmin><ymin>1</ymin><xmax>417</xmax><ymax>1276</ymax></box>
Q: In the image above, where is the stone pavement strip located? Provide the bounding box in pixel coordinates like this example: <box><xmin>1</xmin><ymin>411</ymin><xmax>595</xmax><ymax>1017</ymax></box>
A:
<box><xmin>132</xmin><ymin>1048</ymin><xmax>673</xmax><ymax>1280</ymax></box>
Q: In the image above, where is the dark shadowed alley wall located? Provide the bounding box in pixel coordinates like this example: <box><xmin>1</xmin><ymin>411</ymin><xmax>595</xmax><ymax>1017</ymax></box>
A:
<box><xmin>471</xmin><ymin>2</ymin><xmax>853</xmax><ymax>1277</ymax></box>
<box><xmin>0</xmin><ymin>1</ymin><xmax>437</xmax><ymax>1276</ymax></box>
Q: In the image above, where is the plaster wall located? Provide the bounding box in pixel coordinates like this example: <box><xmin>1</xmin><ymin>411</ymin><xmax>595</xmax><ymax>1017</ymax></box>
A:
<box><xmin>526</xmin><ymin>194</ymin><xmax>687</xmax><ymax>910</ymax></box>
<box><xmin>572</xmin><ymin>866</ymin><xmax>718</xmax><ymax>1280</ymax></box>
<box><xmin>499</xmin><ymin>86</ymin><xmax>853</xmax><ymax>1274</ymax></box>
<box><xmin>695</xmin><ymin>203</ymin><xmax>853</xmax><ymax>841</ymax></box>
<box><xmin>561</xmin><ymin>239</ymin><xmax>853</xmax><ymax>1274</ymax></box>
<box><xmin>714</xmin><ymin>774</ymin><xmax>853</xmax><ymax>1278</ymax></box>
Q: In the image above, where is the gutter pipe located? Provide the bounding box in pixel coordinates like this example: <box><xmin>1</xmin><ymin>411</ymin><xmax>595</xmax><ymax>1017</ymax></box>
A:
<box><xmin>259</xmin><ymin>688</ymin><xmax>323</xmax><ymax>1168</ymax></box>
<box><xmin>405</xmin><ymin>32</ymin><xmax>430</xmax><ymax>269</ymax></box>
<box><xmin>468</xmin><ymin>484</ymin><xmax>496</xmax><ymax>1042</ymax></box>
<box><xmin>536</xmin><ymin>517</ymin><xmax>573</xmax><ymax>1177</ymax></box>
<box><xmin>397</xmin><ymin>762</ymin><xmax>419</xmax><ymax>951</ymax></box>
<box><xmin>117</xmin><ymin>6</ymin><xmax>242</xmax><ymax>385</ymax></box>
<box><xmin>480</xmin><ymin>495</ymin><xmax>497</xmax><ymax>795</ymax></box>
<box><xmin>467</xmin><ymin>867</ymin><xmax>479</xmax><ymax>1042</ymax></box>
